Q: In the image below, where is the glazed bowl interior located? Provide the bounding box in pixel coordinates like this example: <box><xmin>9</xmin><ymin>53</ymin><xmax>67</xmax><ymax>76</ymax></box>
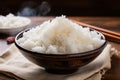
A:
<box><xmin>15</xmin><ymin>28</ymin><xmax>107</xmax><ymax>74</ymax></box>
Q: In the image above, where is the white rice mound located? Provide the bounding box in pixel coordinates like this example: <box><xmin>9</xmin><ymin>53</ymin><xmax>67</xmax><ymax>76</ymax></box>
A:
<box><xmin>0</xmin><ymin>13</ymin><xmax>31</xmax><ymax>28</ymax></box>
<box><xmin>17</xmin><ymin>16</ymin><xmax>105</xmax><ymax>54</ymax></box>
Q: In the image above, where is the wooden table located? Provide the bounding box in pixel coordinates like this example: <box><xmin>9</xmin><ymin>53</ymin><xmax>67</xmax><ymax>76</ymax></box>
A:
<box><xmin>0</xmin><ymin>17</ymin><xmax>120</xmax><ymax>80</ymax></box>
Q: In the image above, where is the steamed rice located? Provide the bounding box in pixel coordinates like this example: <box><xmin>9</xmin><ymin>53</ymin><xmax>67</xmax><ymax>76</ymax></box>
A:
<box><xmin>17</xmin><ymin>16</ymin><xmax>105</xmax><ymax>54</ymax></box>
<box><xmin>0</xmin><ymin>13</ymin><xmax>30</xmax><ymax>28</ymax></box>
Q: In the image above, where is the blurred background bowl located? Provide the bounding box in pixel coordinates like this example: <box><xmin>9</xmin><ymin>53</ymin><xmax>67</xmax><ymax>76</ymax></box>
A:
<box><xmin>0</xmin><ymin>17</ymin><xmax>31</xmax><ymax>36</ymax></box>
<box><xmin>15</xmin><ymin>28</ymin><xmax>107</xmax><ymax>74</ymax></box>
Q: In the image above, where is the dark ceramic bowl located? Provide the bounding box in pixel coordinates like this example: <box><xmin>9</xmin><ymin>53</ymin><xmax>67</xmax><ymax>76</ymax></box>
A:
<box><xmin>15</xmin><ymin>29</ymin><xmax>107</xmax><ymax>74</ymax></box>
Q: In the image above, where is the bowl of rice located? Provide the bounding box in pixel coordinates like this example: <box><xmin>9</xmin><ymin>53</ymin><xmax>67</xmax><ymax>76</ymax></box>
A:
<box><xmin>0</xmin><ymin>13</ymin><xmax>31</xmax><ymax>36</ymax></box>
<box><xmin>15</xmin><ymin>16</ymin><xmax>107</xmax><ymax>74</ymax></box>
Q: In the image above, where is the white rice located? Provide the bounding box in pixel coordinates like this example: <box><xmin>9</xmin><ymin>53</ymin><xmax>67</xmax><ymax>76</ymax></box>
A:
<box><xmin>17</xmin><ymin>16</ymin><xmax>105</xmax><ymax>54</ymax></box>
<box><xmin>0</xmin><ymin>13</ymin><xmax>31</xmax><ymax>28</ymax></box>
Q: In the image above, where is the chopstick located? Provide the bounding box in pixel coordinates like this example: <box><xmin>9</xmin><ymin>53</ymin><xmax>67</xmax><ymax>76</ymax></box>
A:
<box><xmin>72</xmin><ymin>20</ymin><xmax>120</xmax><ymax>43</ymax></box>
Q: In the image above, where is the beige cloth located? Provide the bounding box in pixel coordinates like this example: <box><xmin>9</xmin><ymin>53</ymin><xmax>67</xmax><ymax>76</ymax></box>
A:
<box><xmin>0</xmin><ymin>44</ymin><xmax>112</xmax><ymax>80</ymax></box>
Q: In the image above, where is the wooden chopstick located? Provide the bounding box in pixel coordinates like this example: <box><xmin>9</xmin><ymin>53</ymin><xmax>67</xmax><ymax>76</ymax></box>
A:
<box><xmin>72</xmin><ymin>20</ymin><xmax>120</xmax><ymax>43</ymax></box>
<box><xmin>101</xmin><ymin>31</ymin><xmax>120</xmax><ymax>43</ymax></box>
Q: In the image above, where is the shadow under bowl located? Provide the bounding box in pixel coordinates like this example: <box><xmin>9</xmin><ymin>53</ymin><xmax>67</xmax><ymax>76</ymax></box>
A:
<box><xmin>15</xmin><ymin>29</ymin><xmax>107</xmax><ymax>74</ymax></box>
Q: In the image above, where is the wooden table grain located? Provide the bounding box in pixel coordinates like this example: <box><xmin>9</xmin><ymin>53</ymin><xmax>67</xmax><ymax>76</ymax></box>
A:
<box><xmin>0</xmin><ymin>17</ymin><xmax>120</xmax><ymax>80</ymax></box>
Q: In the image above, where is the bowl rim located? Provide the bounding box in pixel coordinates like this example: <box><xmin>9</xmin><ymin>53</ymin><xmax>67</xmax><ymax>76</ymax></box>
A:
<box><xmin>15</xmin><ymin>27</ymin><xmax>107</xmax><ymax>57</ymax></box>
